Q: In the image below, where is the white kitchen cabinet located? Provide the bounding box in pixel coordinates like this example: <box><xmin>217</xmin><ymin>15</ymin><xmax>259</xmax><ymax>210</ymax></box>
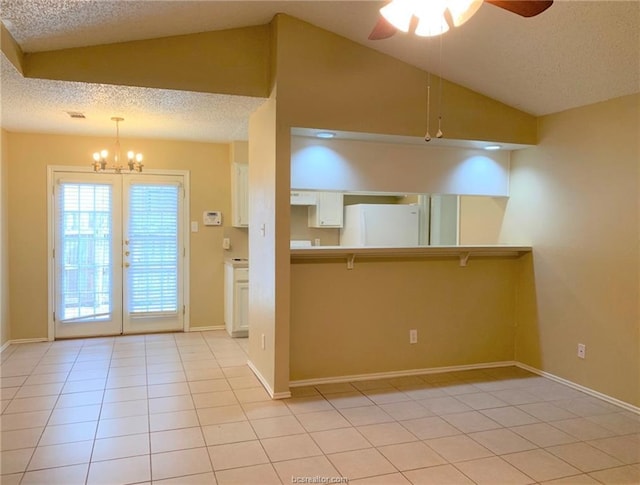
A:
<box><xmin>231</xmin><ymin>163</ymin><xmax>249</xmax><ymax>227</ymax></box>
<box><xmin>308</xmin><ymin>191</ymin><xmax>344</xmax><ymax>228</ymax></box>
<box><xmin>290</xmin><ymin>190</ymin><xmax>317</xmax><ymax>205</ymax></box>
<box><xmin>224</xmin><ymin>260</ymin><xmax>249</xmax><ymax>337</ymax></box>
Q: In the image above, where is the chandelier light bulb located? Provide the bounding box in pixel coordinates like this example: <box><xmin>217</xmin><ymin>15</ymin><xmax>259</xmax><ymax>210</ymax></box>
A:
<box><xmin>100</xmin><ymin>149</ymin><xmax>108</xmax><ymax>159</ymax></box>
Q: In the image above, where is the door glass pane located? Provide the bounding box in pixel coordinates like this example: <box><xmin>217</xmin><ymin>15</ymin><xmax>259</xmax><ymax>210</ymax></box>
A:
<box><xmin>57</xmin><ymin>183</ymin><xmax>112</xmax><ymax>322</ymax></box>
<box><xmin>128</xmin><ymin>183</ymin><xmax>179</xmax><ymax>315</ymax></box>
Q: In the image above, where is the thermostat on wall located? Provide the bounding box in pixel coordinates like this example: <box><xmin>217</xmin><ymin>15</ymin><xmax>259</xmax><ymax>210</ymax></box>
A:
<box><xmin>203</xmin><ymin>211</ymin><xmax>222</xmax><ymax>226</ymax></box>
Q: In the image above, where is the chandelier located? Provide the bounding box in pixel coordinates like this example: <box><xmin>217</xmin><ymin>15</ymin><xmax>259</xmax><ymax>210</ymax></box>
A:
<box><xmin>380</xmin><ymin>0</ymin><xmax>483</xmax><ymax>37</ymax></box>
<box><xmin>92</xmin><ymin>117</ymin><xmax>143</xmax><ymax>173</ymax></box>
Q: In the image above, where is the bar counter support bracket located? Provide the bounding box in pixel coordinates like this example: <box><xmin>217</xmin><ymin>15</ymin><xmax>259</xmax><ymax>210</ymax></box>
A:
<box><xmin>459</xmin><ymin>252</ymin><xmax>471</xmax><ymax>267</ymax></box>
<box><xmin>347</xmin><ymin>253</ymin><xmax>355</xmax><ymax>270</ymax></box>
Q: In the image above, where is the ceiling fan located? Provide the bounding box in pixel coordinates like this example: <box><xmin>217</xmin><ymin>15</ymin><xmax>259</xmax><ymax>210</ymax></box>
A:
<box><xmin>369</xmin><ymin>0</ymin><xmax>554</xmax><ymax>40</ymax></box>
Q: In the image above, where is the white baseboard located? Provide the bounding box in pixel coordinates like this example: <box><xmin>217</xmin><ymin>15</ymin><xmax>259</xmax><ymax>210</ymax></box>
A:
<box><xmin>1</xmin><ymin>337</ymin><xmax>50</xmax><ymax>354</ymax></box>
<box><xmin>516</xmin><ymin>362</ymin><xmax>640</xmax><ymax>415</ymax></box>
<box><xmin>289</xmin><ymin>360</ymin><xmax>639</xmax><ymax>415</ymax></box>
<box><xmin>9</xmin><ymin>338</ymin><xmax>50</xmax><ymax>345</ymax></box>
<box><xmin>289</xmin><ymin>361</ymin><xmax>517</xmax><ymax>388</ymax></box>
<box><xmin>189</xmin><ymin>325</ymin><xmax>225</xmax><ymax>332</ymax></box>
<box><xmin>247</xmin><ymin>360</ymin><xmax>291</xmax><ymax>400</ymax></box>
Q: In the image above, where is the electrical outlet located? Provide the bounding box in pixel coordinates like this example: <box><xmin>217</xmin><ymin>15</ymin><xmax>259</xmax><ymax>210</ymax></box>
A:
<box><xmin>577</xmin><ymin>343</ymin><xmax>586</xmax><ymax>359</ymax></box>
<box><xmin>409</xmin><ymin>329</ymin><xmax>418</xmax><ymax>344</ymax></box>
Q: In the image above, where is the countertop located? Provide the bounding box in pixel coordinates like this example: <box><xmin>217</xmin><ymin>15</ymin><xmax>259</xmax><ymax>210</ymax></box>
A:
<box><xmin>225</xmin><ymin>258</ymin><xmax>248</xmax><ymax>268</ymax></box>
<box><xmin>290</xmin><ymin>245</ymin><xmax>532</xmax><ymax>267</ymax></box>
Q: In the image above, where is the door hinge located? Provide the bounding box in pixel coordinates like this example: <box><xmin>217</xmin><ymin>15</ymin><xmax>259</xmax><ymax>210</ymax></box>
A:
<box><xmin>183</xmin><ymin>247</ymin><xmax>186</xmax><ymax>257</ymax></box>
<box><xmin>53</xmin><ymin>311</ymin><xmax>56</xmax><ymax>322</ymax></box>
<box><xmin>182</xmin><ymin>305</ymin><xmax>186</xmax><ymax>315</ymax></box>
<box><xmin>52</xmin><ymin>248</ymin><xmax>55</xmax><ymax>258</ymax></box>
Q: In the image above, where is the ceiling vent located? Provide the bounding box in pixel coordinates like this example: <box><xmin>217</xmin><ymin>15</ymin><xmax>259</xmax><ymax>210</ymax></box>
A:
<box><xmin>66</xmin><ymin>111</ymin><xmax>86</xmax><ymax>119</ymax></box>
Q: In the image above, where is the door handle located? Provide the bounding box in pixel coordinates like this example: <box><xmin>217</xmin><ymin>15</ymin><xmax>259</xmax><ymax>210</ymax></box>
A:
<box><xmin>124</xmin><ymin>262</ymin><xmax>130</xmax><ymax>268</ymax></box>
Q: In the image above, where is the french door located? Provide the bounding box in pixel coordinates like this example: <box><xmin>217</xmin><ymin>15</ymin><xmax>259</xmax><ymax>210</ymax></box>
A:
<box><xmin>52</xmin><ymin>171</ymin><xmax>186</xmax><ymax>338</ymax></box>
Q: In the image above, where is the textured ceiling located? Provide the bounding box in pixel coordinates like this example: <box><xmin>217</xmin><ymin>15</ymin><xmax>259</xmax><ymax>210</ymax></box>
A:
<box><xmin>0</xmin><ymin>57</ymin><xmax>266</xmax><ymax>142</ymax></box>
<box><xmin>1</xmin><ymin>0</ymin><xmax>639</xmax><ymax>142</ymax></box>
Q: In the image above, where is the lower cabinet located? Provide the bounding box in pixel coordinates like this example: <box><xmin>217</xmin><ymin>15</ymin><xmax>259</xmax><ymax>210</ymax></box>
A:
<box><xmin>224</xmin><ymin>261</ymin><xmax>249</xmax><ymax>337</ymax></box>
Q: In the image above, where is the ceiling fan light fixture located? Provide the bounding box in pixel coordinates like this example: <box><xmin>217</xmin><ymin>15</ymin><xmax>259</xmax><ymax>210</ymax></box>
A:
<box><xmin>447</xmin><ymin>0</ymin><xmax>483</xmax><ymax>27</ymax></box>
<box><xmin>415</xmin><ymin>14</ymin><xmax>450</xmax><ymax>37</ymax></box>
<box><xmin>380</xmin><ymin>0</ymin><xmax>415</xmax><ymax>32</ymax></box>
<box><xmin>380</xmin><ymin>0</ymin><xmax>483</xmax><ymax>37</ymax></box>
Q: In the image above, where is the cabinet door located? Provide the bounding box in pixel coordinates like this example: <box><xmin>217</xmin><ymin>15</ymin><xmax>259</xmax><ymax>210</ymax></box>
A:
<box><xmin>231</xmin><ymin>163</ymin><xmax>249</xmax><ymax>227</ymax></box>
<box><xmin>224</xmin><ymin>265</ymin><xmax>234</xmax><ymax>335</ymax></box>
<box><xmin>309</xmin><ymin>192</ymin><xmax>344</xmax><ymax>227</ymax></box>
<box><xmin>290</xmin><ymin>190</ymin><xmax>317</xmax><ymax>205</ymax></box>
<box><xmin>235</xmin><ymin>281</ymin><xmax>249</xmax><ymax>333</ymax></box>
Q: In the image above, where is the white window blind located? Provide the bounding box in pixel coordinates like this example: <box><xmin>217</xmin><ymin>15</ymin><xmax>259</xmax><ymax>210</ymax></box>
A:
<box><xmin>57</xmin><ymin>182</ymin><xmax>113</xmax><ymax>322</ymax></box>
<box><xmin>127</xmin><ymin>183</ymin><xmax>179</xmax><ymax>315</ymax></box>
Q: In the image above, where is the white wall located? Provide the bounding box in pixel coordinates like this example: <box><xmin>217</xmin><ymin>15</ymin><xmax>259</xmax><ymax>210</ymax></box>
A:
<box><xmin>291</xmin><ymin>136</ymin><xmax>511</xmax><ymax>196</ymax></box>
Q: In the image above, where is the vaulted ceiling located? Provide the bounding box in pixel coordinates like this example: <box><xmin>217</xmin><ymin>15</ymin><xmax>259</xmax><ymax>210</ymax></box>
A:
<box><xmin>1</xmin><ymin>1</ymin><xmax>638</xmax><ymax>142</ymax></box>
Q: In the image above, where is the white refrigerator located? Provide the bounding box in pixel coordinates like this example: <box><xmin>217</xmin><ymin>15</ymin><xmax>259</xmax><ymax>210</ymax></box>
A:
<box><xmin>340</xmin><ymin>204</ymin><xmax>420</xmax><ymax>247</ymax></box>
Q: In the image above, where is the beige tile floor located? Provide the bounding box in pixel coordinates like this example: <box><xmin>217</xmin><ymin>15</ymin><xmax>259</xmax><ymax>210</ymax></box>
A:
<box><xmin>1</xmin><ymin>331</ymin><xmax>639</xmax><ymax>484</ymax></box>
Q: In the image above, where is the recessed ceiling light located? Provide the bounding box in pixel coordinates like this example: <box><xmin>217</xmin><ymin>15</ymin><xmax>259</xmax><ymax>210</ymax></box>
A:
<box><xmin>484</xmin><ymin>145</ymin><xmax>501</xmax><ymax>151</ymax></box>
<box><xmin>316</xmin><ymin>131</ymin><xmax>336</xmax><ymax>139</ymax></box>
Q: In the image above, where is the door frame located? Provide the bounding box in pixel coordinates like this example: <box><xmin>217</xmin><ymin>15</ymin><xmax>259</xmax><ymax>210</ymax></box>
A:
<box><xmin>47</xmin><ymin>165</ymin><xmax>191</xmax><ymax>341</ymax></box>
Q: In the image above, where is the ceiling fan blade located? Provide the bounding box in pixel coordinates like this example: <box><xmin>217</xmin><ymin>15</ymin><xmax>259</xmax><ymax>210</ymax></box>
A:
<box><xmin>368</xmin><ymin>16</ymin><xmax>398</xmax><ymax>40</ymax></box>
<box><xmin>485</xmin><ymin>0</ymin><xmax>553</xmax><ymax>18</ymax></box>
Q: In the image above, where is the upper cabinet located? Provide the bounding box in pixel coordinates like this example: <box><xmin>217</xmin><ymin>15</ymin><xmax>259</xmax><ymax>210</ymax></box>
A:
<box><xmin>290</xmin><ymin>190</ymin><xmax>317</xmax><ymax>206</ymax></box>
<box><xmin>231</xmin><ymin>163</ymin><xmax>249</xmax><ymax>227</ymax></box>
<box><xmin>308</xmin><ymin>192</ymin><xmax>344</xmax><ymax>228</ymax></box>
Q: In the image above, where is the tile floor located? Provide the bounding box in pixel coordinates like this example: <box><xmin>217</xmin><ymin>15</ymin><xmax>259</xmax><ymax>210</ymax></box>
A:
<box><xmin>1</xmin><ymin>331</ymin><xmax>639</xmax><ymax>484</ymax></box>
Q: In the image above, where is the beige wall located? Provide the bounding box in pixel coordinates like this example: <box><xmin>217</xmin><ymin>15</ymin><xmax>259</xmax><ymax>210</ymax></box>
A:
<box><xmin>290</xmin><ymin>257</ymin><xmax>518</xmax><ymax>381</ymax></box>
<box><xmin>21</xmin><ymin>26</ymin><xmax>270</xmax><ymax>98</ymax></box>
<box><xmin>262</xmin><ymin>14</ymin><xmax>536</xmax><ymax>393</ymax></box>
<box><xmin>6</xmin><ymin>132</ymin><xmax>245</xmax><ymax>340</ymax></box>
<box><xmin>502</xmin><ymin>94</ymin><xmax>640</xmax><ymax>407</ymax></box>
<box><xmin>276</xmin><ymin>16</ymin><xmax>536</xmax><ymax>144</ymax></box>
<box><xmin>459</xmin><ymin>196</ymin><xmax>508</xmax><ymax>245</ymax></box>
<box><xmin>1</xmin><ymin>130</ymin><xmax>9</xmax><ymax>346</ymax></box>
<box><xmin>249</xmin><ymin>93</ymin><xmax>293</xmax><ymax>396</ymax></box>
